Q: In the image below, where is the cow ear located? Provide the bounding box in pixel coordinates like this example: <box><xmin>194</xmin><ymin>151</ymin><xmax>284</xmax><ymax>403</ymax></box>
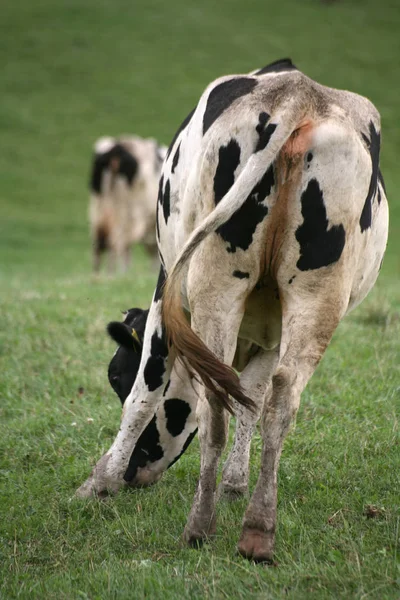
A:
<box><xmin>107</xmin><ymin>322</ymin><xmax>141</xmax><ymax>352</ymax></box>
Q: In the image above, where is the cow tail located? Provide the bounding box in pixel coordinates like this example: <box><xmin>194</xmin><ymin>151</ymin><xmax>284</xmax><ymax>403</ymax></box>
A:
<box><xmin>162</xmin><ymin>98</ymin><xmax>305</xmax><ymax>414</ymax></box>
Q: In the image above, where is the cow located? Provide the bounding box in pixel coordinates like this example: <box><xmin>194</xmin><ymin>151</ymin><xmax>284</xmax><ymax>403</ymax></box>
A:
<box><xmin>89</xmin><ymin>135</ymin><xmax>167</xmax><ymax>273</ymax></box>
<box><xmin>77</xmin><ymin>58</ymin><xmax>389</xmax><ymax>563</ymax></box>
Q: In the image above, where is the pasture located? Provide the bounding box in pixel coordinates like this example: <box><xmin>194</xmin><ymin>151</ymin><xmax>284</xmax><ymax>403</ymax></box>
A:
<box><xmin>1</xmin><ymin>0</ymin><xmax>399</xmax><ymax>597</ymax></box>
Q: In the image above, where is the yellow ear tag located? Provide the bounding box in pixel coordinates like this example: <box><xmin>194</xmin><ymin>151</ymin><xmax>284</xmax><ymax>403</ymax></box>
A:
<box><xmin>131</xmin><ymin>328</ymin><xmax>141</xmax><ymax>345</ymax></box>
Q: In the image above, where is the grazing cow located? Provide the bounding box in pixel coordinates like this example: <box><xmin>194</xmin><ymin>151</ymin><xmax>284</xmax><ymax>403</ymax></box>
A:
<box><xmin>89</xmin><ymin>135</ymin><xmax>166</xmax><ymax>273</ymax></box>
<box><xmin>77</xmin><ymin>58</ymin><xmax>388</xmax><ymax>562</ymax></box>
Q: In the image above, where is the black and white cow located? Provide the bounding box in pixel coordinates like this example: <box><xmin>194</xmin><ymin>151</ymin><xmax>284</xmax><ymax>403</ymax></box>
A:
<box><xmin>89</xmin><ymin>136</ymin><xmax>167</xmax><ymax>273</ymax></box>
<box><xmin>78</xmin><ymin>58</ymin><xmax>389</xmax><ymax>562</ymax></box>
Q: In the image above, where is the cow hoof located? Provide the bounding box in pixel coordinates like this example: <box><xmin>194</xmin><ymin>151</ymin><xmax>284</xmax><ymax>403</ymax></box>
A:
<box><xmin>75</xmin><ymin>454</ymin><xmax>123</xmax><ymax>499</ymax></box>
<box><xmin>75</xmin><ymin>475</ymin><xmax>98</xmax><ymax>499</ymax></box>
<box><xmin>183</xmin><ymin>516</ymin><xmax>216</xmax><ymax>548</ymax></box>
<box><xmin>183</xmin><ymin>531</ymin><xmax>207</xmax><ymax>548</ymax></box>
<box><xmin>75</xmin><ymin>476</ymin><xmax>118</xmax><ymax>499</ymax></box>
<box><xmin>183</xmin><ymin>528</ymin><xmax>215</xmax><ymax>548</ymax></box>
<box><xmin>237</xmin><ymin>528</ymin><xmax>275</xmax><ymax>563</ymax></box>
<box><xmin>218</xmin><ymin>482</ymin><xmax>248</xmax><ymax>501</ymax></box>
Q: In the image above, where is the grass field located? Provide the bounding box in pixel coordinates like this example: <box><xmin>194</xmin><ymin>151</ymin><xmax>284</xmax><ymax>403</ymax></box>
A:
<box><xmin>1</xmin><ymin>0</ymin><xmax>399</xmax><ymax>598</ymax></box>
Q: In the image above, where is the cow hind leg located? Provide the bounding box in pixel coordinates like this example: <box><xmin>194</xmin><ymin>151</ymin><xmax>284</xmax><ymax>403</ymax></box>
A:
<box><xmin>183</xmin><ymin>276</ymin><xmax>250</xmax><ymax>545</ymax></box>
<box><xmin>183</xmin><ymin>390</ymin><xmax>230</xmax><ymax>545</ymax></box>
<box><xmin>122</xmin><ymin>244</ymin><xmax>132</xmax><ymax>273</ymax></box>
<box><xmin>220</xmin><ymin>346</ymin><xmax>279</xmax><ymax>499</ymax></box>
<box><xmin>237</xmin><ymin>292</ymin><xmax>347</xmax><ymax>562</ymax></box>
<box><xmin>107</xmin><ymin>247</ymin><xmax>118</xmax><ymax>275</ymax></box>
<box><xmin>93</xmin><ymin>227</ymin><xmax>108</xmax><ymax>273</ymax></box>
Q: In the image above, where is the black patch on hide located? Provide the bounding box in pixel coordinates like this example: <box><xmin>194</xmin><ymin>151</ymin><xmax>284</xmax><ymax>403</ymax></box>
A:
<box><xmin>164</xmin><ymin>398</ymin><xmax>192</xmax><ymax>437</ymax></box>
<box><xmin>203</xmin><ymin>77</ymin><xmax>257</xmax><ymax>135</ymax></box>
<box><xmin>295</xmin><ymin>178</ymin><xmax>345</xmax><ymax>271</ymax></box>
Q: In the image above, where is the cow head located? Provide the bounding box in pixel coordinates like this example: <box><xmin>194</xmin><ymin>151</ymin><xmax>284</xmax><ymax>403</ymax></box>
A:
<box><xmin>107</xmin><ymin>308</ymin><xmax>197</xmax><ymax>487</ymax></box>
<box><xmin>107</xmin><ymin>308</ymin><xmax>148</xmax><ymax>405</ymax></box>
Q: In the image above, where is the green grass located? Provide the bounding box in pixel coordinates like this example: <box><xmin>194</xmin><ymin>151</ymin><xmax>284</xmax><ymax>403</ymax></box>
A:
<box><xmin>1</xmin><ymin>0</ymin><xmax>399</xmax><ymax>597</ymax></box>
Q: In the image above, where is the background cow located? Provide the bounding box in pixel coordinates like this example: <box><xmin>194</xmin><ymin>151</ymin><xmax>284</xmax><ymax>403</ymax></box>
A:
<box><xmin>89</xmin><ymin>135</ymin><xmax>166</xmax><ymax>273</ymax></box>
